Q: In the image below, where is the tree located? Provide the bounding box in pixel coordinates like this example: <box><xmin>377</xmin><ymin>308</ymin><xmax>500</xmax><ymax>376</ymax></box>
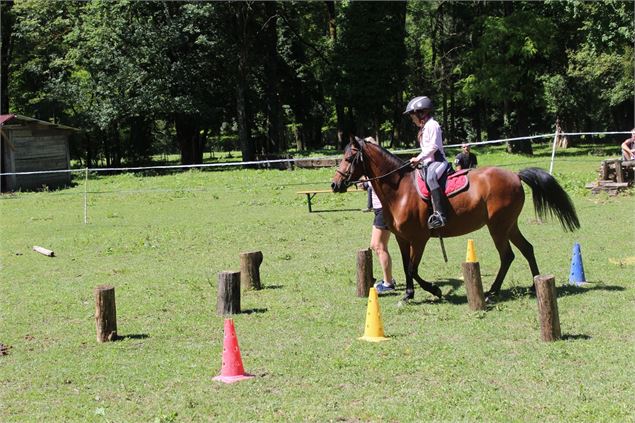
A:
<box><xmin>335</xmin><ymin>1</ymin><xmax>407</xmax><ymax>143</ymax></box>
<box><xmin>1</xmin><ymin>0</ymin><xmax>15</xmax><ymax>114</ymax></box>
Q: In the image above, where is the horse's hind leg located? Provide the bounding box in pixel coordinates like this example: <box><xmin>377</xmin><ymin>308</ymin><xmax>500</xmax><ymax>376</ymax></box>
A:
<box><xmin>509</xmin><ymin>223</ymin><xmax>540</xmax><ymax>284</ymax></box>
<box><xmin>485</xmin><ymin>226</ymin><xmax>515</xmax><ymax>298</ymax></box>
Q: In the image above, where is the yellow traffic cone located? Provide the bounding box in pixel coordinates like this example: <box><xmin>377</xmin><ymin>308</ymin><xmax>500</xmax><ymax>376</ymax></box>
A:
<box><xmin>358</xmin><ymin>287</ymin><xmax>389</xmax><ymax>342</ymax></box>
<box><xmin>466</xmin><ymin>239</ymin><xmax>478</xmax><ymax>263</ymax></box>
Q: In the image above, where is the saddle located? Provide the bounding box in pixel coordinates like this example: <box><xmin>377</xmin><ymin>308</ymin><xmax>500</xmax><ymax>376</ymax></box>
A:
<box><xmin>415</xmin><ymin>168</ymin><xmax>470</xmax><ymax>200</ymax></box>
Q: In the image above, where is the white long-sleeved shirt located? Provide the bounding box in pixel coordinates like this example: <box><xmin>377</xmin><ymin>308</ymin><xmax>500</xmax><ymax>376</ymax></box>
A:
<box><xmin>415</xmin><ymin>117</ymin><xmax>446</xmax><ymax>164</ymax></box>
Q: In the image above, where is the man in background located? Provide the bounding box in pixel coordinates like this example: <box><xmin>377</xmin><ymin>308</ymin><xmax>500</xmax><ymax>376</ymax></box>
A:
<box><xmin>454</xmin><ymin>143</ymin><xmax>478</xmax><ymax>170</ymax></box>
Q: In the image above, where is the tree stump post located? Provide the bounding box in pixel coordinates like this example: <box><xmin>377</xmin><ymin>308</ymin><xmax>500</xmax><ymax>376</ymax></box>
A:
<box><xmin>615</xmin><ymin>160</ymin><xmax>624</xmax><ymax>183</ymax></box>
<box><xmin>534</xmin><ymin>274</ymin><xmax>561</xmax><ymax>342</ymax></box>
<box><xmin>239</xmin><ymin>251</ymin><xmax>263</xmax><ymax>290</ymax></box>
<box><xmin>356</xmin><ymin>248</ymin><xmax>373</xmax><ymax>297</ymax></box>
<box><xmin>94</xmin><ymin>285</ymin><xmax>117</xmax><ymax>342</ymax></box>
<box><xmin>217</xmin><ymin>271</ymin><xmax>241</xmax><ymax>315</ymax></box>
<box><xmin>600</xmin><ymin>161</ymin><xmax>609</xmax><ymax>180</ymax></box>
<box><xmin>461</xmin><ymin>262</ymin><xmax>486</xmax><ymax>311</ymax></box>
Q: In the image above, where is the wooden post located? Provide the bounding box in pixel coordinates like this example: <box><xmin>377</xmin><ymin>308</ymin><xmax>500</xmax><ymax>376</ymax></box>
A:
<box><xmin>615</xmin><ymin>160</ymin><xmax>624</xmax><ymax>183</ymax></box>
<box><xmin>356</xmin><ymin>248</ymin><xmax>373</xmax><ymax>297</ymax></box>
<box><xmin>534</xmin><ymin>275</ymin><xmax>561</xmax><ymax>342</ymax></box>
<box><xmin>94</xmin><ymin>285</ymin><xmax>117</xmax><ymax>342</ymax></box>
<box><xmin>239</xmin><ymin>251</ymin><xmax>263</xmax><ymax>290</ymax></box>
<box><xmin>217</xmin><ymin>271</ymin><xmax>241</xmax><ymax>315</ymax></box>
<box><xmin>461</xmin><ymin>262</ymin><xmax>486</xmax><ymax>311</ymax></box>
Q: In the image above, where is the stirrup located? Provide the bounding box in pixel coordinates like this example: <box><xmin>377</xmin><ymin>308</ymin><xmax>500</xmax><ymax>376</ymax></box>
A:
<box><xmin>427</xmin><ymin>212</ymin><xmax>446</xmax><ymax>229</ymax></box>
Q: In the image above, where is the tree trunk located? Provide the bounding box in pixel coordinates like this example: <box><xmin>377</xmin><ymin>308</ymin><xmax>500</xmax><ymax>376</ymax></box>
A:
<box><xmin>263</xmin><ymin>2</ymin><xmax>282</xmax><ymax>154</ymax></box>
<box><xmin>175</xmin><ymin>114</ymin><xmax>201</xmax><ymax>165</ymax></box>
<box><xmin>0</xmin><ymin>1</ymin><xmax>14</xmax><ymax>114</ymax></box>
<box><xmin>472</xmin><ymin>101</ymin><xmax>482</xmax><ymax>144</ymax></box>
<box><xmin>236</xmin><ymin>43</ymin><xmax>254</xmax><ymax>160</ymax></box>
<box><xmin>130</xmin><ymin>116</ymin><xmax>152</xmax><ymax>163</ymax></box>
<box><xmin>507</xmin><ymin>100</ymin><xmax>533</xmax><ymax>155</ymax></box>
<box><xmin>325</xmin><ymin>1</ymin><xmax>347</xmax><ymax>149</ymax></box>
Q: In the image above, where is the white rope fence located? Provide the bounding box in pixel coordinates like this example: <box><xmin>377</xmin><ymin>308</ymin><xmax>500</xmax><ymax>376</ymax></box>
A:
<box><xmin>1</xmin><ymin>130</ymin><xmax>631</xmax><ymax>224</ymax></box>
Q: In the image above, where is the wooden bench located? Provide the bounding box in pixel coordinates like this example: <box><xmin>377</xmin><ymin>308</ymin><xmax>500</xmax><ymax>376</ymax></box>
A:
<box><xmin>296</xmin><ymin>186</ymin><xmax>363</xmax><ymax>212</ymax></box>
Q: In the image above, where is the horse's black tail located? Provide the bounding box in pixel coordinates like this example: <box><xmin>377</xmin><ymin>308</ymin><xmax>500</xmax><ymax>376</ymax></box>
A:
<box><xmin>518</xmin><ymin>167</ymin><xmax>580</xmax><ymax>232</ymax></box>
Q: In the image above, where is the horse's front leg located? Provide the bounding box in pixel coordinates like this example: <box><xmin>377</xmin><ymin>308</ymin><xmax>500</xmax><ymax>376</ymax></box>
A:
<box><xmin>412</xmin><ymin>273</ymin><xmax>443</xmax><ymax>299</ymax></box>
<box><xmin>408</xmin><ymin>239</ymin><xmax>442</xmax><ymax>299</ymax></box>
<box><xmin>395</xmin><ymin>236</ymin><xmax>415</xmax><ymax>302</ymax></box>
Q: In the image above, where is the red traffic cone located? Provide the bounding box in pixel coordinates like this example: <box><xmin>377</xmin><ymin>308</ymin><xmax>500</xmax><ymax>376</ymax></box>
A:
<box><xmin>213</xmin><ymin>319</ymin><xmax>254</xmax><ymax>383</ymax></box>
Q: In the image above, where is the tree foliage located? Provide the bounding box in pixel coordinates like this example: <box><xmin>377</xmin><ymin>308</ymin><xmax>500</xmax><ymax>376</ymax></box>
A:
<box><xmin>3</xmin><ymin>0</ymin><xmax>633</xmax><ymax>165</ymax></box>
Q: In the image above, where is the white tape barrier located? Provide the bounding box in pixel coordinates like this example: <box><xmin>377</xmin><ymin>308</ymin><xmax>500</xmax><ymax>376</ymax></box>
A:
<box><xmin>0</xmin><ymin>131</ymin><xmax>631</xmax><ymax>177</ymax></box>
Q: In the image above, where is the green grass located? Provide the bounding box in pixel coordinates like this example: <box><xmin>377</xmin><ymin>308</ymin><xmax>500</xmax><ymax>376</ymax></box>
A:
<box><xmin>1</xmin><ymin>145</ymin><xmax>634</xmax><ymax>422</ymax></box>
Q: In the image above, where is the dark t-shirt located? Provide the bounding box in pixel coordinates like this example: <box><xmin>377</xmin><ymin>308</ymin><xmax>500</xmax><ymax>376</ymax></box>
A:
<box><xmin>455</xmin><ymin>152</ymin><xmax>477</xmax><ymax>169</ymax></box>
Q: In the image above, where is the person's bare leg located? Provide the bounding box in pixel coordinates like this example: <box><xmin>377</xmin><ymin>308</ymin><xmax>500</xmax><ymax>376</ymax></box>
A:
<box><xmin>370</xmin><ymin>226</ymin><xmax>393</xmax><ymax>284</ymax></box>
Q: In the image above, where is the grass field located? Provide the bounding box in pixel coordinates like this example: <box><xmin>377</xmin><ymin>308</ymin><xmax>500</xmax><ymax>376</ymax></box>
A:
<box><xmin>1</xmin><ymin>145</ymin><xmax>634</xmax><ymax>422</ymax></box>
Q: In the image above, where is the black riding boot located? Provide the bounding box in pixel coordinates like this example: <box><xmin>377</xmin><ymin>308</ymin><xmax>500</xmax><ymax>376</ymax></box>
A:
<box><xmin>428</xmin><ymin>188</ymin><xmax>447</xmax><ymax>229</ymax></box>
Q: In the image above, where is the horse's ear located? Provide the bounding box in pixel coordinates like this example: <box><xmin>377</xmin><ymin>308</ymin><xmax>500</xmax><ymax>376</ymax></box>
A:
<box><xmin>350</xmin><ymin>135</ymin><xmax>361</xmax><ymax>148</ymax></box>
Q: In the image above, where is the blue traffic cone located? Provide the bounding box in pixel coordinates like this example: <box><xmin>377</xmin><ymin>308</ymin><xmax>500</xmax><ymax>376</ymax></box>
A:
<box><xmin>569</xmin><ymin>242</ymin><xmax>586</xmax><ymax>286</ymax></box>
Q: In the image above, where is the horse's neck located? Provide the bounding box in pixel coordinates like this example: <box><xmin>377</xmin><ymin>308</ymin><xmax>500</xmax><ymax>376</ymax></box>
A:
<box><xmin>365</xmin><ymin>148</ymin><xmax>409</xmax><ymax>209</ymax></box>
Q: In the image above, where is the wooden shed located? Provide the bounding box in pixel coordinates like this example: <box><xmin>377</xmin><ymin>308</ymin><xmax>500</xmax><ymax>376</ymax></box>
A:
<box><xmin>0</xmin><ymin>114</ymin><xmax>79</xmax><ymax>192</ymax></box>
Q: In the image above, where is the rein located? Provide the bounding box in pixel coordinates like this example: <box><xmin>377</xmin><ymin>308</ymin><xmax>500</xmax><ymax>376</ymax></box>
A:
<box><xmin>340</xmin><ymin>141</ymin><xmax>413</xmax><ymax>186</ymax></box>
<box><xmin>348</xmin><ymin>161</ymin><xmax>412</xmax><ymax>186</ymax></box>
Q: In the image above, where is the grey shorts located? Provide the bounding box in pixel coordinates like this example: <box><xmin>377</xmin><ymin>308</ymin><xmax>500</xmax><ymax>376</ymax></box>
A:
<box><xmin>373</xmin><ymin>208</ymin><xmax>388</xmax><ymax>230</ymax></box>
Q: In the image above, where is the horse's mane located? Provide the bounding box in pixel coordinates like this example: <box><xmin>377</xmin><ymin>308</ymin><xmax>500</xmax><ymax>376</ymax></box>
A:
<box><xmin>362</xmin><ymin>140</ymin><xmax>407</xmax><ymax>171</ymax></box>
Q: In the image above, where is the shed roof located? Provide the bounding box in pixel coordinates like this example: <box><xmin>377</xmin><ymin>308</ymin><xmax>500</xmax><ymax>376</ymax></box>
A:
<box><xmin>0</xmin><ymin>114</ymin><xmax>80</xmax><ymax>131</ymax></box>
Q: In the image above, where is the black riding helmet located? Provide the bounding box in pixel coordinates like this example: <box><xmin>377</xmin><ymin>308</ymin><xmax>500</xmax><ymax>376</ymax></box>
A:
<box><xmin>403</xmin><ymin>96</ymin><xmax>433</xmax><ymax>115</ymax></box>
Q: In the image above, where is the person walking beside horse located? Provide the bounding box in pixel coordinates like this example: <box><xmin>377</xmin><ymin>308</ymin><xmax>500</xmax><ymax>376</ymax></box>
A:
<box><xmin>406</xmin><ymin>96</ymin><xmax>450</xmax><ymax>229</ymax></box>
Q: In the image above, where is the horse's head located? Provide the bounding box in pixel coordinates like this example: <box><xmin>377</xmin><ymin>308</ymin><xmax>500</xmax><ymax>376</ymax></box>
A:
<box><xmin>331</xmin><ymin>137</ymin><xmax>366</xmax><ymax>193</ymax></box>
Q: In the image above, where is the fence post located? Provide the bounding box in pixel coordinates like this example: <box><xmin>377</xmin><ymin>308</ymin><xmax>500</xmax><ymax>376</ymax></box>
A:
<box><xmin>356</xmin><ymin>248</ymin><xmax>374</xmax><ymax>297</ymax></box>
<box><xmin>534</xmin><ymin>274</ymin><xmax>561</xmax><ymax>342</ymax></box>
<box><xmin>461</xmin><ymin>261</ymin><xmax>486</xmax><ymax>311</ymax></box>
<box><xmin>240</xmin><ymin>251</ymin><xmax>263</xmax><ymax>290</ymax></box>
<box><xmin>217</xmin><ymin>271</ymin><xmax>241</xmax><ymax>315</ymax></box>
<box><xmin>84</xmin><ymin>167</ymin><xmax>89</xmax><ymax>224</ymax></box>
<box><xmin>95</xmin><ymin>285</ymin><xmax>117</xmax><ymax>342</ymax></box>
<box><xmin>548</xmin><ymin>124</ymin><xmax>559</xmax><ymax>175</ymax></box>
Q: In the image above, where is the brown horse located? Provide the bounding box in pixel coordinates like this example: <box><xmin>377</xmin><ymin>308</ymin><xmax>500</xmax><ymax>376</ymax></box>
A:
<box><xmin>331</xmin><ymin>137</ymin><xmax>580</xmax><ymax>303</ymax></box>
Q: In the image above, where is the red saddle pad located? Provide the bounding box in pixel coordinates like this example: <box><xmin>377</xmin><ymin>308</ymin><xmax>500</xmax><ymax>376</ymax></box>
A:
<box><xmin>416</xmin><ymin>169</ymin><xmax>470</xmax><ymax>200</ymax></box>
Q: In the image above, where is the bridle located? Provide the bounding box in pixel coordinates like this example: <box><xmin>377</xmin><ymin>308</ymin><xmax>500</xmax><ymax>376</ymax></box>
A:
<box><xmin>335</xmin><ymin>144</ymin><xmax>364</xmax><ymax>185</ymax></box>
<box><xmin>336</xmin><ymin>140</ymin><xmax>412</xmax><ymax>187</ymax></box>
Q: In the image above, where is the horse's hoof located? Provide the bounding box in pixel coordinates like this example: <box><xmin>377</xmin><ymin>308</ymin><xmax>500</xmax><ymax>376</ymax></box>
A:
<box><xmin>484</xmin><ymin>291</ymin><xmax>498</xmax><ymax>304</ymax></box>
<box><xmin>401</xmin><ymin>292</ymin><xmax>414</xmax><ymax>303</ymax></box>
<box><xmin>431</xmin><ymin>285</ymin><xmax>443</xmax><ymax>299</ymax></box>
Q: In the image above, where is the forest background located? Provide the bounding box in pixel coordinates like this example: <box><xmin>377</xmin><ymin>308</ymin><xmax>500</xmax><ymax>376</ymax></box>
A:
<box><xmin>1</xmin><ymin>0</ymin><xmax>633</xmax><ymax>166</ymax></box>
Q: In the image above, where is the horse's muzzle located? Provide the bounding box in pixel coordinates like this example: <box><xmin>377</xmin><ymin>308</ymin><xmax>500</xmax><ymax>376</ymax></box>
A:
<box><xmin>331</xmin><ymin>181</ymin><xmax>348</xmax><ymax>193</ymax></box>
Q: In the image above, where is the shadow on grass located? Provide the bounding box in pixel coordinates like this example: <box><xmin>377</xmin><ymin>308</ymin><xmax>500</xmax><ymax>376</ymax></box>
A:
<box><xmin>556</xmin><ymin>283</ymin><xmax>625</xmax><ymax>296</ymax></box>
<box><xmin>262</xmin><ymin>284</ymin><xmax>283</xmax><ymax>290</ymax></box>
<box><xmin>241</xmin><ymin>308</ymin><xmax>268</xmax><ymax>315</ymax></box>
<box><xmin>561</xmin><ymin>333</ymin><xmax>592</xmax><ymax>341</ymax></box>
<box><xmin>116</xmin><ymin>334</ymin><xmax>149</xmax><ymax>341</ymax></box>
<box><xmin>404</xmin><ymin>280</ymin><xmax>625</xmax><ymax>307</ymax></box>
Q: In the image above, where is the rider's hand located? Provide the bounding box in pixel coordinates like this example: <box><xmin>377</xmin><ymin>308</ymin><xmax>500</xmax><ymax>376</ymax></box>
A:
<box><xmin>409</xmin><ymin>157</ymin><xmax>421</xmax><ymax>167</ymax></box>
